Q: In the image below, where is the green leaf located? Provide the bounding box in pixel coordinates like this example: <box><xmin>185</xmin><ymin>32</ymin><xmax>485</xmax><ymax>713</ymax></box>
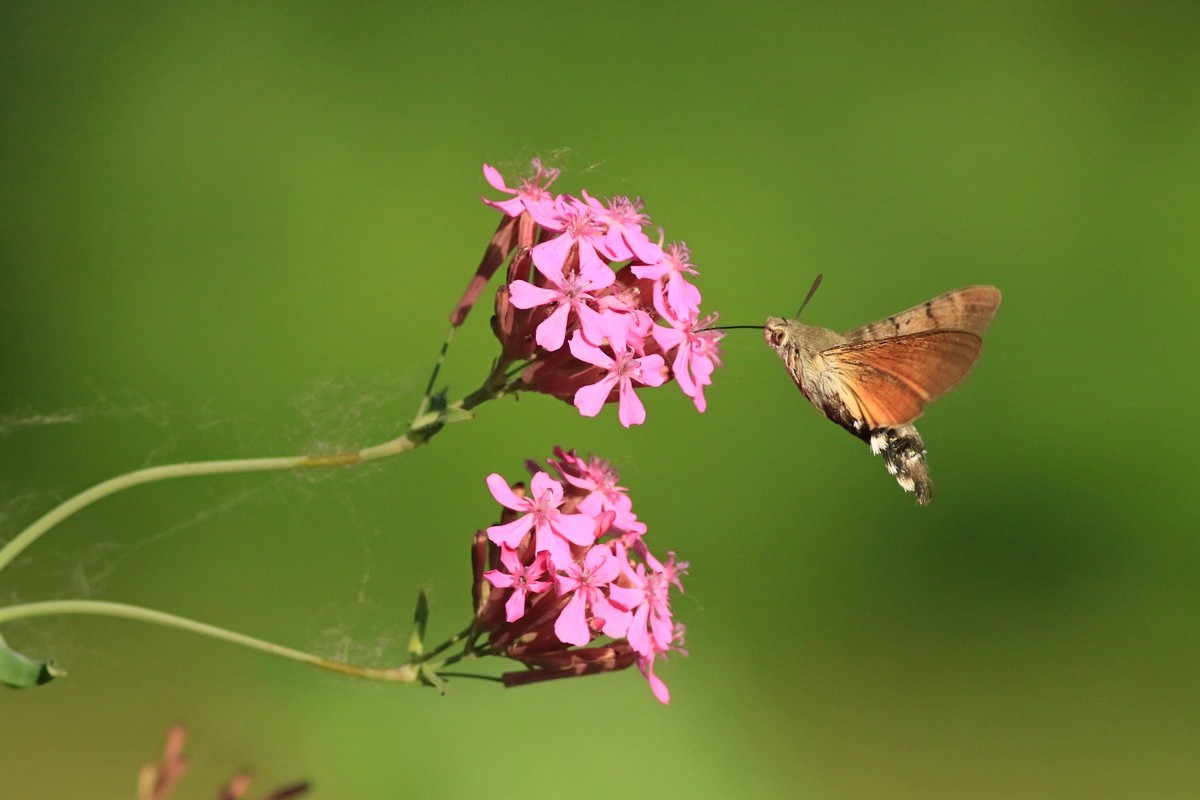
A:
<box><xmin>438</xmin><ymin>406</ymin><xmax>475</xmax><ymax>425</ymax></box>
<box><xmin>407</xmin><ymin>589</ymin><xmax>429</xmax><ymax>657</ymax></box>
<box><xmin>0</xmin><ymin>634</ymin><xmax>62</xmax><ymax>689</ymax></box>
<box><xmin>418</xmin><ymin>662</ymin><xmax>447</xmax><ymax>695</ymax></box>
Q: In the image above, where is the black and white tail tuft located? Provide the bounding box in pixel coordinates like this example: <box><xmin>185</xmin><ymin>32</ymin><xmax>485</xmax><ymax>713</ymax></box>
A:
<box><xmin>868</xmin><ymin>425</ymin><xmax>932</xmax><ymax>505</ymax></box>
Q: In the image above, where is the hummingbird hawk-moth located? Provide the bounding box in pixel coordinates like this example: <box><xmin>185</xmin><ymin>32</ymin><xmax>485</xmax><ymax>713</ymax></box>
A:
<box><xmin>764</xmin><ymin>277</ymin><xmax>1001</xmax><ymax>504</ymax></box>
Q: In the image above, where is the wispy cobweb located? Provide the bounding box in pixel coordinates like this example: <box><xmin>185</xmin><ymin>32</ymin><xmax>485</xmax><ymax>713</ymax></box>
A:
<box><xmin>2</xmin><ymin>370</ymin><xmax>426</xmax><ymax>668</ymax></box>
<box><xmin>0</xmin><ymin>409</ymin><xmax>85</xmax><ymax>435</ymax></box>
<box><xmin>283</xmin><ymin>372</ymin><xmax>417</xmax><ymax>485</ymax></box>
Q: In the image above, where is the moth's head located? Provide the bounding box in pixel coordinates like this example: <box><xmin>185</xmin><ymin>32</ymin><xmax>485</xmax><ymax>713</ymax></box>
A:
<box><xmin>764</xmin><ymin>317</ymin><xmax>791</xmax><ymax>351</ymax></box>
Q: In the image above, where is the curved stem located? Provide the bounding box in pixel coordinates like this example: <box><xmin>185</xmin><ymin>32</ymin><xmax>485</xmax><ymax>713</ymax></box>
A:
<box><xmin>0</xmin><ymin>600</ymin><xmax>419</xmax><ymax>683</ymax></box>
<box><xmin>0</xmin><ymin>368</ymin><xmax>512</xmax><ymax>576</ymax></box>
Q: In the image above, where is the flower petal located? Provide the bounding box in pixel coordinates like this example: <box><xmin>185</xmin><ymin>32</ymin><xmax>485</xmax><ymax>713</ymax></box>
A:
<box><xmin>504</xmin><ymin>587</ymin><xmax>528</xmax><ymax>622</ymax></box>
<box><xmin>531</xmin><ymin>234</ymin><xmax>571</xmax><ymax>286</ymax></box>
<box><xmin>482</xmin><ymin>163</ymin><xmax>512</xmax><ymax>193</ymax></box>
<box><xmin>529</xmin><ymin>471</ymin><xmax>564</xmax><ymax>506</ymax></box>
<box><xmin>617</xmin><ymin>380</ymin><xmax>646</xmax><ymax>427</ymax></box>
<box><xmin>595</xmin><ymin>597</ymin><xmax>632</xmax><ymax>639</ymax></box>
<box><xmin>568</xmin><ymin>332</ymin><xmax>614</xmax><ymax>369</ymax></box>
<box><xmin>483</xmin><ymin>568</ymin><xmax>516</xmax><ymax>589</ymax></box>
<box><xmin>486</xmin><ymin>473</ymin><xmax>529</xmax><ymax>511</ymax></box>
<box><xmin>640</xmin><ymin>654</ymin><xmax>671</xmax><ymax>704</ymax></box>
<box><xmin>534</xmin><ymin>303</ymin><xmax>571</xmax><ymax>351</ymax></box>
<box><xmin>552</xmin><ymin>511</ymin><xmax>599</xmax><ymax>546</ymax></box>
<box><xmin>508</xmin><ymin>280</ymin><xmax>560</xmax><ymax>310</ymax></box>
<box><xmin>635</xmin><ymin>354</ymin><xmax>668</xmax><ymax>387</ymax></box>
<box><xmin>575</xmin><ymin>302</ymin><xmax>610</xmax><ymax>346</ymax></box>
<box><xmin>574</xmin><ymin>375</ymin><xmax>617</xmax><ymax>417</ymax></box>
<box><xmin>553</xmin><ymin>592</ymin><xmax>592</xmax><ymax>647</ymax></box>
<box><xmin>486</xmin><ymin>514</ymin><xmax>534</xmax><ymax>548</ymax></box>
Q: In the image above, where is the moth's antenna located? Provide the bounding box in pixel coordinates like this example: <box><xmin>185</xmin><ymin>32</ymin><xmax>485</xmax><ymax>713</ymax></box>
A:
<box><xmin>795</xmin><ymin>273</ymin><xmax>823</xmax><ymax>318</ymax></box>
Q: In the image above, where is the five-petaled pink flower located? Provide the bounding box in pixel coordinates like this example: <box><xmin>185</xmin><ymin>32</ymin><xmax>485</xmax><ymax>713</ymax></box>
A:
<box><xmin>582</xmin><ymin>192</ymin><xmax>663</xmax><ymax>264</ymax></box>
<box><xmin>482</xmin><ymin>160</ymin><xmax>560</xmax><ymax>223</ymax></box>
<box><xmin>632</xmin><ymin>241</ymin><xmax>702</xmax><ymax>320</ymax></box>
<box><xmin>486</xmin><ymin>471</ymin><xmax>596</xmax><ymax>567</ymax></box>
<box><xmin>553</xmin><ymin>544</ymin><xmax>631</xmax><ymax>647</ymax></box>
<box><xmin>651</xmin><ymin>285</ymin><xmax>724</xmax><ymax>413</ymax></box>
<box><xmin>507</xmin><ymin>252</ymin><xmax>614</xmax><ymax>352</ymax></box>
<box><xmin>568</xmin><ymin>331</ymin><xmax>667</xmax><ymax>427</ymax></box>
<box><xmin>549</xmin><ymin>447</ymin><xmax>641</xmax><ymax>532</ymax></box>
<box><xmin>483</xmin><ymin>547</ymin><xmax>554</xmax><ymax>623</ymax></box>
<box><xmin>611</xmin><ymin>557</ymin><xmax>677</xmax><ymax>658</ymax></box>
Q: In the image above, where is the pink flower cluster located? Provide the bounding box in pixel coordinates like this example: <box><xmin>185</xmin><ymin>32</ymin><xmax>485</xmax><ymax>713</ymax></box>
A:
<box><xmin>452</xmin><ymin>161</ymin><xmax>724</xmax><ymax>427</ymax></box>
<box><xmin>471</xmin><ymin>447</ymin><xmax>687</xmax><ymax>703</ymax></box>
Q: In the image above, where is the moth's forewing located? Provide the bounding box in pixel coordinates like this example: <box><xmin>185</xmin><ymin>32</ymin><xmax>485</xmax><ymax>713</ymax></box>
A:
<box><xmin>842</xmin><ymin>285</ymin><xmax>1001</xmax><ymax>342</ymax></box>
<box><xmin>822</xmin><ymin>330</ymin><xmax>984</xmax><ymax>428</ymax></box>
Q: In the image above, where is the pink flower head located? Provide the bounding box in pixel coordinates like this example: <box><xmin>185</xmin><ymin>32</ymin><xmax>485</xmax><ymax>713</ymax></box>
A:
<box><xmin>475</xmin><ymin>447</ymin><xmax>688</xmax><ymax>704</ymax></box>
<box><xmin>486</xmin><ymin>471</ymin><xmax>597</xmax><ymax>566</ymax></box>
<box><xmin>568</xmin><ymin>331</ymin><xmax>667</xmax><ymax>427</ymax></box>
<box><xmin>484</xmin><ymin>546</ymin><xmax>554</xmax><ymax>623</ymax></box>
<box><xmin>467</xmin><ymin>163</ymin><xmax>724</xmax><ymax>426</ymax></box>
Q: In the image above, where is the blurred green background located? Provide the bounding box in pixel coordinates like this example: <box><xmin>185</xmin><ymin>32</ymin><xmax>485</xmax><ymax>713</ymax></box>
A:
<box><xmin>2</xmin><ymin>2</ymin><xmax>1198</xmax><ymax>798</ymax></box>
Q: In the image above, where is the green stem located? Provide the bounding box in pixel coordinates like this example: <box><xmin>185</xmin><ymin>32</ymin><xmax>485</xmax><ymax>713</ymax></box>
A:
<box><xmin>437</xmin><ymin>672</ymin><xmax>503</xmax><ymax>683</ymax></box>
<box><xmin>0</xmin><ymin>370</ymin><xmax>512</xmax><ymax>576</ymax></box>
<box><xmin>415</xmin><ymin>623</ymin><xmax>475</xmax><ymax>663</ymax></box>
<box><xmin>0</xmin><ymin>600</ymin><xmax>419</xmax><ymax>683</ymax></box>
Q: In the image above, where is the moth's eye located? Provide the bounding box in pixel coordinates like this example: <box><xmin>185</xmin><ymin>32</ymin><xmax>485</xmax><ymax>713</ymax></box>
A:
<box><xmin>768</xmin><ymin>329</ymin><xmax>787</xmax><ymax>347</ymax></box>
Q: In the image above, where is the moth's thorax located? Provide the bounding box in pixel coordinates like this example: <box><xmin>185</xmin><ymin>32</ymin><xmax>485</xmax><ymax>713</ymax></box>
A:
<box><xmin>763</xmin><ymin>317</ymin><xmax>847</xmax><ymax>406</ymax></box>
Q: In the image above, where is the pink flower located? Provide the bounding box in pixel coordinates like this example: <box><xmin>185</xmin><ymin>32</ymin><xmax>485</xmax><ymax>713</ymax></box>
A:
<box><xmin>651</xmin><ymin>292</ymin><xmax>724</xmax><ymax>413</ymax></box>
<box><xmin>508</xmin><ymin>249</ymin><xmax>614</xmax><ymax>352</ymax></box>
<box><xmin>582</xmin><ymin>192</ymin><xmax>664</xmax><ymax>264</ymax></box>
<box><xmin>548</xmin><ymin>447</ymin><xmax>639</xmax><ymax>531</ymax></box>
<box><xmin>486</xmin><ymin>471</ymin><xmax>597</xmax><ymax>566</ymax></box>
<box><xmin>656</xmin><ymin>550</ymin><xmax>689</xmax><ymax>593</ymax></box>
<box><xmin>530</xmin><ymin>198</ymin><xmax>611</xmax><ymax>278</ymax></box>
<box><xmin>553</xmin><ymin>544</ymin><xmax>631</xmax><ymax>646</ymax></box>
<box><xmin>611</xmin><ymin>561</ymin><xmax>676</xmax><ymax>658</ymax></box>
<box><xmin>632</xmin><ymin>242</ymin><xmax>702</xmax><ymax>320</ymax></box>
<box><xmin>484</xmin><ymin>547</ymin><xmax>554</xmax><ymax>623</ymax></box>
<box><xmin>568</xmin><ymin>332</ymin><xmax>667</xmax><ymax>427</ymax></box>
<box><xmin>482</xmin><ymin>161</ymin><xmax>560</xmax><ymax>222</ymax></box>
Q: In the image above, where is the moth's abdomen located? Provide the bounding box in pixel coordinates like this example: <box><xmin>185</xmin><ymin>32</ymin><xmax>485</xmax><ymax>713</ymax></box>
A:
<box><xmin>868</xmin><ymin>425</ymin><xmax>932</xmax><ymax>505</ymax></box>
